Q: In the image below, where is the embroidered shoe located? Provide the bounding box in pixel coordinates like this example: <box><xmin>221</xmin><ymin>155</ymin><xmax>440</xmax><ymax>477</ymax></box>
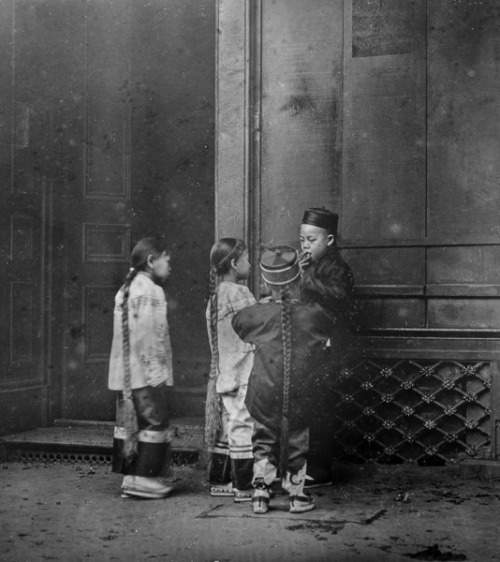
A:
<box><xmin>233</xmin><ymin>489</ymin><xmax>253</xmax><ymax>503</ymax></box>
<box><xmin>289</xmin><ymin>493</ymin><xmax>315</xmax><ymax>513</ymax></box>
<box><xmin>252</xmin><ymin>488</ymin><xmax>270</xmax><ymax>514</ymax></box>
<box><xmin>121</xmin><ymin>476</ymin><xmax>174</xmax><ymax>499</ymax></box>
<box><xmin>210</xmin><ymin>483</ymin><xmax>234</xmax><ymax>497</ymax></box>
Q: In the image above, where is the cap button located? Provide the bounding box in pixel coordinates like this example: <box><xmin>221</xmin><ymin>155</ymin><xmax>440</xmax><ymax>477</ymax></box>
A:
<box><xmin>275</xmin><ymin>248</ymin><xmax>281</xmax><ymax>256</ymax></box>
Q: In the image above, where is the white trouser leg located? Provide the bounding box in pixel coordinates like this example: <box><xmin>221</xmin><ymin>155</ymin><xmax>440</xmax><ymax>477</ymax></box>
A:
<box><xmin>282</xmin><ymin>463</ymin><xmax>307</xmax><ymax>496</ymax></box>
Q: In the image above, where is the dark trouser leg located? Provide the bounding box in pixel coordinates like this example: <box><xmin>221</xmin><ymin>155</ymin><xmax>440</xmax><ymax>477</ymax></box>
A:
<box><xmin>231</xmin><ymin>458</ymin><xmax>254</xmax><ymax>491</ymax></box>
<box><xmin>112</xmin><ymin>385</ymin><xmax>171</xmax><ymax>477</ymax></box>
<box><xmin>207</xmin><ymin>401</ymin><xmax>232</xmax><ymax>484</ymax></box>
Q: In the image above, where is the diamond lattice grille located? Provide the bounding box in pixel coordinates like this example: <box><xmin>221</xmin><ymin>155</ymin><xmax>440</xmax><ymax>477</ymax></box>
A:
<box><xmin>330</xmin><ymin>360</ymin><xmax>491</xmax><ymax>464</ymax></box>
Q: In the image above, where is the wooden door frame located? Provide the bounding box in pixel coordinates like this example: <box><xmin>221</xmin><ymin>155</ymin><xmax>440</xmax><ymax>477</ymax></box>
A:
<box><xmin>215</xmin><ymin>0</ymin><xmax>262</xmax><ymax>295</ymax></box>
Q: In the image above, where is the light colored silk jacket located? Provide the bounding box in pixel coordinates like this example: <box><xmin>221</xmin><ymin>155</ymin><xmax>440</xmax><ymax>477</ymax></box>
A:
<box><xmin>206</xmin><ymin>281</ymin><xmax>256</xmax><ymax>393</ymax></box>
<box><xmin>108</xmin><ymin>272</ymin><xmax>174</xmax><ymax>390</ymax></box>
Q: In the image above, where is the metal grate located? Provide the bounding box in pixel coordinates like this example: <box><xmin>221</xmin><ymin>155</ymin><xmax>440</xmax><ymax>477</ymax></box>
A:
<box><xmin>330</xmin><ymin>360</ymin><xmax>491</xmax><ymax>464</ymax></box>
<box><xmin>6</xmin><ymin>447</ymin><xmax>199</xmax><ymax>466</ymax></box>
<box><xmin>7</xmin><ymin>449</ymin><xmax>112</xmax><ymax>465</ymax></box>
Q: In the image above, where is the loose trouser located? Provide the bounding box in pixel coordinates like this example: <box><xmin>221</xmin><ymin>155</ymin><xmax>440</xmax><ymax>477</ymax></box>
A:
<box><xmin>252</xmin><ymin>420</ymin><xmax>309</xmax><ymax>496</ymax></box>
<box><xmin>207</xmin><ymin>384</ymin><xmax>254</xmax><ymax>491</ymax></box>
<box><xmin>112</xmin><ymin>385</ymin><xmax>171</xmax><ymax>477</ymax></box>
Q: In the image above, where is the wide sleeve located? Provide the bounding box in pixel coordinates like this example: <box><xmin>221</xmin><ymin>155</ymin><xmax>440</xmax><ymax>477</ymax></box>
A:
<box><xmin>232</xmin><ymin>304</ymin><xmax>271</xmax><ymax>343</ymax></box>
<box><xmin>228</xmin><ymin>284</ymin><xmax>257</xmax><ymax>314</ymax></box>
<box><xmin>232</xmin><ymin>307</ymin><xmax>253</xmax><ymax>342</ymax></box>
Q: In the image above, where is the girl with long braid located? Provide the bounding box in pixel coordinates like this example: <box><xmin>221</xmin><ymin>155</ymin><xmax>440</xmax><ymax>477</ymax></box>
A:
<box><xmin>232</xmin><ymin>246</ymin><xmax>336</xmax><ymax>514</ymax></box>
<box><xmin>205</xmin><ymin>238</ymin><xmax>256</xmax><ymax>502</ymax></box>
<box><xmin>108</xmin><ymin>237</ymin><xmax>174</xmax><ymax>499</ymax></box>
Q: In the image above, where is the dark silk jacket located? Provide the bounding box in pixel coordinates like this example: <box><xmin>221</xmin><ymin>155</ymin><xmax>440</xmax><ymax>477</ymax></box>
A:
<box><xmin>232</xmin><ymin>301</ymin><xmax>336</xmax><ymax>430</ymax></box>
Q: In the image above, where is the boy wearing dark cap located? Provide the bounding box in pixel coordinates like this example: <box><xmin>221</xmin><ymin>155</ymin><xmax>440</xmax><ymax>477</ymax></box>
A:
<box><xmin>299</xmin><ymin>207</ymin><xmax>355</xmax><ymax>488</ymax></box>
<box><xmin>232</xmin><ymin>246</ymin><xmax>337</xmax><ymax>514</ymax></box>
<box><xmin>299</xmin><ymin>207</ymin><xmax>354</xmax><ymax>304</ymax></box>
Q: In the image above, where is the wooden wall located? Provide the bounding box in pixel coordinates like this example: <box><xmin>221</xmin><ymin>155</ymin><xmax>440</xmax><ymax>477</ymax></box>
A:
<box><xmin>342</xmin><ymin>0</ymin><xmax>500</xmax><ymax>334</ymax></box>
<box><xmin>216</xmin><ymin>0</ymin><xmax>500</xmax><ymax>333</ymax></box>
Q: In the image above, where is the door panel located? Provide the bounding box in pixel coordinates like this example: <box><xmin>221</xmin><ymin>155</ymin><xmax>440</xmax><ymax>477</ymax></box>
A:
<box><xmin>61</xmin><ymin>1</ymin><xmax>132</xmax><ymax>420</ymax></box>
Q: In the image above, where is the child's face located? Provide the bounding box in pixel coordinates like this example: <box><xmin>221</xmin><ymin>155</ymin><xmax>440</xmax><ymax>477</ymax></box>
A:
<box><xmin>300</xmin><ymin>224</ymin><xmax>334</xmax><ymax>262</ymax></box>
<box><xmin>150</xmin><ymin>252</ymin><xmax>171</xmax><ymax>282</ymax></box>
<box><xmin>234</xmin><ymin>249</ymin><xmax>251</xmax><ymax>281</ymax></box>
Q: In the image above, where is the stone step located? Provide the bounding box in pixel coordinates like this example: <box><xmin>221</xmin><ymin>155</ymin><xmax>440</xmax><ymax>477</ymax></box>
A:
<box><xmin>1</xmin><ymin>417</ymin><xmax>204</xmax><ymax>465</ymax></box>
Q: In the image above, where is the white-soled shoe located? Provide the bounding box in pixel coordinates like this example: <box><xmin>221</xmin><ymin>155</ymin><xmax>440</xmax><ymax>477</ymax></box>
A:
<box><xmin>210</xmin><ymin>483</ymin><xmax>234</xmax><ymax>497</ymax></box>
<box><xmin>252</xmin><ymin>488</ymin><xmax>270</xmax><ymax>514</ymax></box>
<box><xmin>233</xmin><ymin>489</ymin><xmax>253</xmax><ymax>503</ymax></box>
<box><xmin>121</xmin><ymin>476</ymin><xmax>174</xmax><ymax>499</ymax></box>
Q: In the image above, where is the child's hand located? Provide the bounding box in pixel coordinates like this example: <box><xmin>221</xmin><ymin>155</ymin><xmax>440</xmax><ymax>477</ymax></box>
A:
<box><xmin>298</xmin><ymin>252</ymin><xmax>312</xmax><ymax>270</ymax></box>
<box><xmin>259</xmin><ymin>296</ymin><xmax>274</xmax><ymax>304</ymax></box>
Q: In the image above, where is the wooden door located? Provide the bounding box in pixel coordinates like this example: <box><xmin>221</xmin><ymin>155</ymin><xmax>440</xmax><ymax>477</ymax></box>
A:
<box><xmin>60</xmin><ymin>0</ymin><xmax>216</xmax><ymax>420</ymax></box>
<box><xmin>60</xmin><ymin>1</ymin><xmax>141</xmax><ymax>420</ymax></box>
<box><xmin>1</xmin><ymin>0</ymin><xmax>215</xmax><ymax>428</ymax></box>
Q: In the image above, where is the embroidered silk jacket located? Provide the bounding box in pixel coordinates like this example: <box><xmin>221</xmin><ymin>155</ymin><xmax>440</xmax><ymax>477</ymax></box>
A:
<box><xmin>206</xmin><ymin>281</ymin><xmax>256</xmax><ymax>393</ymax></box>
<box><xmin>108</xmin><ymin>272</ymin><xmax>174</xmax><ymax>390</ymax></box>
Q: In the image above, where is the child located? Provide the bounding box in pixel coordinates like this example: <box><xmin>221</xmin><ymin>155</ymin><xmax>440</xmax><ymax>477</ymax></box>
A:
<box><xmin>299</xmin><ymin>206</ymin><xmax>354</xmax><ymax>308</ymax></box>
<box><xmin>205</xmin><ymin>238</ymin><xmax>256</xmax><ymax>502</ymax></box>
<box><xmin>299</xmin><ymin>207</ymin><xmax>355</xmax><ymax>488</ymax></box>
<box><xmin>108</xmin><ymin>237</ymin><xmax>174</xmax><ymax>499</ymax></box>
<box><xmin>232</xmin><ymin>246</ymin><xmax>337</xmax><ymax>514</ymax></box>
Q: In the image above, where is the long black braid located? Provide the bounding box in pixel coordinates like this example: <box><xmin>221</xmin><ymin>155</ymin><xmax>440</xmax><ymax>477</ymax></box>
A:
<box><xmin>279</xmin><ymin>285</ymin><xmax>292</xmax><ymax>477</ymax></box>
<box><xmin>121</xmin><ymin>267</ymin><xmax>139</xmax><ymax>461</ymax></box>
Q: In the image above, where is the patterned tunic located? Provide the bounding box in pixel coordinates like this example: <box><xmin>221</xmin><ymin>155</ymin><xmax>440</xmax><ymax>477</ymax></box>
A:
<box><xmin>206</xmin><ymin>281</ymin><xmax>256</xmax><ymax>393</ymax></box>
<box><xmin>108</xmin><ymin>272</ymin><xmax>173</xmax><ymax>390</ymax></box>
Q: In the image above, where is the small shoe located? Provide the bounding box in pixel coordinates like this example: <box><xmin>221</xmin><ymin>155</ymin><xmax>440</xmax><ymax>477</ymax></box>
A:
<box><xmin>121</xmin><ymin>476</ymin><xmax>174</xmax><ymax>499</ymax></box>
<box><xmin>233</xmin><ymin>489</ymin><xmax>253</xmax><ymax>503</ymax></box>
<box><xmin>303</xmin><ymin>474</ymin><xmax>332</xmax><ymax>489</ymax></box>
<box><xmin>210</xmin><ymin>483</ymin><xmax>234</xmax><ymax>497</ymax></box>
<box><xmin>121</xmin><ymin>475</ymin><xmax>134</xmax><ymax>495</ymax></box>
<box><xmin>252</xmin><ymin>488</ymin><xmax>270</xmax><ymax>514</ymax></box>
<box><xmin>289</xmin><ymin>493</ymin><xmax>315</xmax><ymax>513</ymax></box>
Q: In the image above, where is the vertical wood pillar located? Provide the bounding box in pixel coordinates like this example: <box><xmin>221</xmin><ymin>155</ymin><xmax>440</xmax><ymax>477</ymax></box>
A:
<box><xmin>215</xmin><ymin>0</ymin><xmax>252</xmax><ymax>242</ymax></box>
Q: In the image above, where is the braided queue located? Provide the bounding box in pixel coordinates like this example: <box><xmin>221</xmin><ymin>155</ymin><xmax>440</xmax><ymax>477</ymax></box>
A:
<box><xmin>279</xmin><ymin>285</ymin><xmax>292</xmax><ymax>477</ymax></box>
<box><xmin>205</xmin><ymin>265</ymin><xmax>221</xmax><ymax>448</ymax></box>
<box><xmin>121</xmin><ymin>268</ymin><xmax>140</xmax><ymax>462</ymax></box>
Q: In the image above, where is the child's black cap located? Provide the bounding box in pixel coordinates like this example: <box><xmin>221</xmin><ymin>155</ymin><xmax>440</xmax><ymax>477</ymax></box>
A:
<box><xmin>302</xmin><ymin>207</ymin><xmax>338</xmax><ymax>235</ymax></box>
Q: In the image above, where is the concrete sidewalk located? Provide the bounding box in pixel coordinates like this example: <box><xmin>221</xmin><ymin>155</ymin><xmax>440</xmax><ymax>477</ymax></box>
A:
<box><xmin>0</xmin><ymin>459</ymin><xmax>498</xmax><ymax>562</ymax></box>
